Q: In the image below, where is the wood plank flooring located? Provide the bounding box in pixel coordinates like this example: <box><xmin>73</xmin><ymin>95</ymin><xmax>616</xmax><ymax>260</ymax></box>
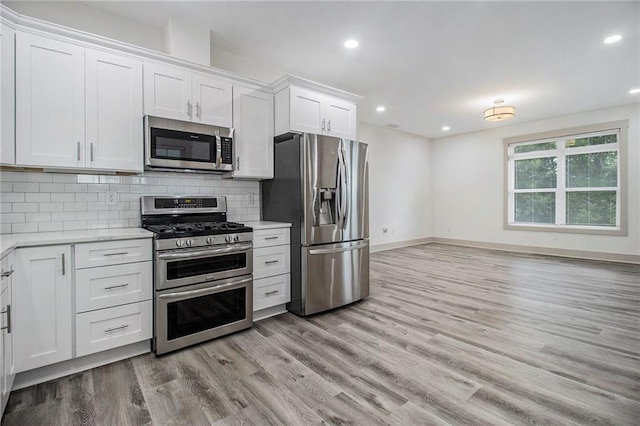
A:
<box><xmin>3</xmin><ymin>243</ymin><xmax>639</xmax><ymax>425</ymax></box>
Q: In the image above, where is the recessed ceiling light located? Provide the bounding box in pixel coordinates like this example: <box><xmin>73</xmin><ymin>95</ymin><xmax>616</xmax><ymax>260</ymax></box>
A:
<box><xmin>344</xmin><ymin>39</ymin><xmax>359</xmax><ymax>49</ymax></box>
<box><xmin>376</xmin><ymin>106</ymin><xmax>385</xmax><ymax>112</ymax></box>
<box><xmin>604</xmin><ymin>34</ymin><xmax>622</xmax><ymax>44</ymax></box>
<box><xmin>442</xmin><ymin>126</ymin><xmax>450</xmax><ymax>131</ymax></box>
<box><xmin>630</xmin><ymin>88</ymin><xmax>640</xmax><ymax>94</ymax></box>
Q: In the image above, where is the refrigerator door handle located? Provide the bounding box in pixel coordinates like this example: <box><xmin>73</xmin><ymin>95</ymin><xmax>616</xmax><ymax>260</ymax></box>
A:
<box><xmin>308</xmin><ymin>241</ymin><xmax>369</xmax><ymax>255</ymax></box>
<box><xmin>338</xmin><ymin>139</ymin><xmax>348</xmax><ymax>229</ymax></box>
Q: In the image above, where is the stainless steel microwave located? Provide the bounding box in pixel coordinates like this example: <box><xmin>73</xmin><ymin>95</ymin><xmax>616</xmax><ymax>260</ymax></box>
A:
<box><xmin>144</xmin><ymin>116</ymin><xmax>234</xmax><ymax>172</ymax></box>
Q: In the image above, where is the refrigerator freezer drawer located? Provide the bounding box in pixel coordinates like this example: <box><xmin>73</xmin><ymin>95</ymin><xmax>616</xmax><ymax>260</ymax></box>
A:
<box><xmin>301</xmin><ymin>240</ymin><xmax>369</xmax><ymax>316</ymax></box>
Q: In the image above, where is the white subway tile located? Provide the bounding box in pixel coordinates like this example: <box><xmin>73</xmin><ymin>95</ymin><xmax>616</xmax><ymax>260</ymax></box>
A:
<box><xmin>12</xmin><ymin>203</ymin><xmax>39</xmax><ymax>213</ymax></box>
<box><xmin>149</xmin><ymin>186</ymin><xmax>168</xmax><ymax>193</ymax></box>
<box><xmin>0</xmin><ymin>171</ymin><xmax>27</xmax><ymax>182</ymax></box>
<box><xmin>26</xmin><ymin>172</ymin><xmax>53</xmax><ymax>183</ymax></box>
<box><xmin>0</xmin><ymin>213</ymin><xmax>25</xmax><ymax>223</ymax></box>
<box><xmin>26</xmin><ymin>193</ymin><xmax>51</xmax><ymax>203</ymax></box>
<box><xmin>75</xmin><ymin>211</ymin><xmax>99</xmax><ymax>221</ymax></box>
<box><xmin>128</xmin><ymin>219</ymin><xmax>142</xmax><ymax>227</ymax></box>
<box><xmin>64</xmin><ymin>202</ymin><xmax>88</xmax><ymax>212</ymax></box>
<box><xmin>86</xmin><ymin>220</ymin><xmax>109</xmax><ymax>229</ymax></box>
<box><xmin>99</xmin><ymin>176</ymin><xmax>121</xmax><ymax>184</ymax></box>
<box><xmin>12</xmin><ymin>223</ymin><xmax>38</xmax><ymax>233</ymax></box>
<box><xmin>0</xmin><ymin>224</ymin><xmax>11</xmax><ymax>234</ymax></box>
<box><xmin>118</xmin><ymin>193</ymin><xmax>141</xmax><ymax>202</ymax></box>
<box><xmin>119</xmin><ymin>210</ymin><xmax>139</xmax><ymax>219</ymax></box>
<box><xmin>0</xmin><ymin>203</ymin><xmax>11</xmax><ymax>213</ymax></box>
<box><xmin>51</xmin><ymin>212</ymin><xmax>76</xmax><ymax>221</ymax></box>
<box><xmin>38</xmin><ymin>222</ymin><xmax>64</xmax><ymax>232</ymax></box>
<box><xmin>41</xmin><ymin>184</ymin><xmax>66</xmax><ymax>193</ymax></box>
<box><xmin>75</xmin><ymin>193</ymin><xmax>98</xmax><ymax>202</ymax></box>
<box><xmin>0</xmin><ymin>182</ymin><xmax>12</xmax><ymax>192</ymax></box>
<box><xmin>26</xmin><ymin>212</ymin><xmax>52</xmax><ymax>222</ymax></box>
<box><xmin>13</xmin><ymin>182</ymin><xmax>40</xmax><ymax>192</ymax></box>
<box><xmin>86</xmin><ymin>202</ymin><xmax>108</xmax><ymax>211</ymax></box>
<box><xmin>87</xmin><ymin>183</ymin><xmax>110</xmax><ymax>192</ymax></box>
<box><xmin>39</xmin><ymin>202</ymin><xmax>64</xmax><ymax>212</ymax></box>
<box><xmin>139</xmin><ymin>177</ymin><xmax>160</xmax><ymax>185</ymax></box>
<box><xmin>108</xmin><ymin>219</ymin><xmax>129</xmax><ymax>228</ymax></box>
<box><xmin>129</xmin><ymin>185</ymin><xmax>149</xmax><ymax>193</ymax></box>
<box><xmin>109</xmin><ymin>184</ymin><xmax>130</xmax><ymax>192</ymax></box>
<box><xmin>65</xmin><ymin>183</ymin><xmax>88</xmax><ymax>193</ymax></box>
<box><xmin>52</xmin><ymin>174</ymin><xmax>76</xmax><ymax>183</ymax></box>
<box><xmin>63</xmin><ymin>221</ymin><xmax>87</xmax><ymax>231</ymax></box>
<box><xmin>76</xmin><ymin>174</ymin><xmax>100</xmax><ymax>183</ymax></box>
<box><xmin>98</xmin><ymin>210</ymin><xmax>119</xmax><ymax>220</ymax></box>
<box><xmin>120</xmin><ymin>176</ymin><xmax>141</xmax><ymax>184</ymax></box>
<box><xmin>50</xmin><ymin>193</ymin><xmax>75</xmax><ymax>202</ymax></box>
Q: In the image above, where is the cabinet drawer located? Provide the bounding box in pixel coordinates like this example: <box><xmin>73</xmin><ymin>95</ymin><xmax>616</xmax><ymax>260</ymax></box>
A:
<box><xmin>75</xmin><ymin>238</ymin><xmax>152</xmax><ymax>268</ymax></box>
<box><xmin>76</xmin><ymin>262</ymin><xmax>152</xmax><ymax>313</ymax></box>
<box><xmin>253</xmin><ymin>227</ymin><xmax>290</xmax><ymax>248</ymax></box>
<box><xmin>75</xmin><ymin>300</ymin><xmax>152</xmax><ymax>357</ymax></box>
<box><xmin>253</xmin><ymin>245</ymin><xmax>290</xmax><ymax>279</ymax></box>
<box><xmin>254</xmin><ymin>274</ymin><xmax>291</xmax><ymax>311</ymax></box>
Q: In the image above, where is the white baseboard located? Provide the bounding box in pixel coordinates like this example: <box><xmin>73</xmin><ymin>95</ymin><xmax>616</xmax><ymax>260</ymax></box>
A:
<box><xmin>429</xmin><ymin>237</ymin><xmax>640</xmax><ymax>264</ymax></box>
<box><xmin>370</xmin><ymin>237</ymin><xmax>433</xmax><ymax>253</ymax></box>
<box><xmin>13</xmin><ymin>340</ymin><xmax>151</xmax><ymax>390</ymax></box>
<box><xmin>253</xmin><ymin>304</ymin><xmax>287</xmax><ymax>321</ymax></box>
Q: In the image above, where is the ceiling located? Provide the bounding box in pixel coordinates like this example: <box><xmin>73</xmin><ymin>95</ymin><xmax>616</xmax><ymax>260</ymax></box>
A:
<box><xmin>32</xmin><ymin>1</ymin><xmax>640</xmax><ymax>139</ymax></box>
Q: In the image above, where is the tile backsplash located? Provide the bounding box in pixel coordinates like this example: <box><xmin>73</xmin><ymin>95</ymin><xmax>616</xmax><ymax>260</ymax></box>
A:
<box><xmin>0</xmin><ymin>170</ymin><xmax>260</xmax><ymax>234</ymax></box>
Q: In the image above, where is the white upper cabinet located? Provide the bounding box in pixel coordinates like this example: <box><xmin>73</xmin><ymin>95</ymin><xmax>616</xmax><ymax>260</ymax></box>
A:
<box><xmin>15</xmin><ymin>32</ymin><xmax>143</xmax><ymax>172</ymax></box>
<box><xmin>85</xmin><ymin>50</ymin><xmax>143</xmax><ymax>171</ymax></box>
<box><xmin>274</xmin><ymin>77</ymin><xmax>360</xmax><ymax>140</ymax></box>
<box><xmin>228</xmin><ymin>85</ymin><xmax>274</xmax><ymax>179</ymax></box>
<box><xmin>144</xmin><ymin>62</ymin><xmax>232</xmax><ymax>128</ymax></box>
<box><xmin>0</xmin><ymin>24</ymin><xmax>16</xmax><ymax>165</ymax></box>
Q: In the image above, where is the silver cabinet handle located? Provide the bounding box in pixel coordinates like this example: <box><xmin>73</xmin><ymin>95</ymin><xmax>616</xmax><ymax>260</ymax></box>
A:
<box><xmin>236</xmin><ymin>156</ymin><xmax>240</xmax><ymax>170</ymax></box>
<box><xmin>309</xmin><ymin>241</ymin><xmax>369</xmax><ymax>255</ymax></box>
<box><xmin>265</xmin><ymin>290</ymin><xmax>279</xmax><ymax>295</ymax></box>
<box><xmin>62</xmin><ymin>253</ymin><xmax>66</xmax><ymax>275</ymax></box>
<box><xmin>103</xmin><ymin>252</ymin><xmax>129</xmax><ymax>257</ymax></box>
<box><xmin>265</xmin><ymin>260</ymin><xmax>279</xmax><ymax>265</ymax></box>
<box><xmin>90</xmin><ymin>143</ymin><xmax>94</xmax><ymax>162</ymax></box>
<box><xmin>196</xmin><ymin>101</ymin><xmax>201</xmax><ymax>118</ymax></box>
<box><xmin>264</xmin><ymin>236</ymin><xmax>279</xmax><ymax>240</ymax></box>
<box><xmin>77</xmin><ymin>141</ymin><xmax>81</xmax><ymax>161</ymax></box>
<box><xmin>321</xmin><ymin>118</ymin><xmax>326</xmax><ymax>131</ymax></box>
<box><xmin>105</xmin><ymin>324</ymin><xmax>129</xmax><ymax>333</ymax></box>
<box><xmin>0</xmin><ymin>270</ymin><xmax>13</xmax><ymax>278</ymax></box>
<box><xmin>104</xmin><ymin>283</ymin><xmax>129</xmax><ymax>290</ymax></box>
<box><xmin>328</xmin><ymin>120</ymin><xmax>331</xmax><ymax>132</ymax></box>
<box><xmin>1</xmin><ymin>305</ymin><xmax>11</xmax><ymax>334</ymax></box>
<box><xmin>187</xmin><ymin>100</ymin><xmax>192</xmax><ymax>118</ymax></box>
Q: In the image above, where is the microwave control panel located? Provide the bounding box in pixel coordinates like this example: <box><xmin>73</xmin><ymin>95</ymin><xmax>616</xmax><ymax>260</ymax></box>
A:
<box><xmin>221</xmin><ymin>137</ymin><xmax>233</xmax><ymax>165</ymax></box>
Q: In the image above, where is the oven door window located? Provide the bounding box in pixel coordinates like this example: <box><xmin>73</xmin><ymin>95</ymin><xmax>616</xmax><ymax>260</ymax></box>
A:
<box><xmin>150</xmin><ymin>128</ymin><xmax>215</xmax><ymax>162</ymax></box>
<box><xmin>167</xmin><ymin>253</ymin><xmax>247</xmax><ymax>280</ymax></box>
<box><xmin>167</xmin><ymin>287</ymin><xmax>246</xmax><ymax>341</ymax></box>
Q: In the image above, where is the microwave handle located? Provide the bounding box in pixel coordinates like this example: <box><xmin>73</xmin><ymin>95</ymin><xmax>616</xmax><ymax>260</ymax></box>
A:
<box><xmin>214</xmin><ymin>130</ymin><xmax>222</xmax><ymax>169</ymax></box>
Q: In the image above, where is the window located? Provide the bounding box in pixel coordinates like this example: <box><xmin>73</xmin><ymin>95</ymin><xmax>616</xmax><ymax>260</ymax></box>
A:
<box><xmin>504</xmin><ymin>121</ymin><xmax>627</xmax><ymax>235</ymax></box>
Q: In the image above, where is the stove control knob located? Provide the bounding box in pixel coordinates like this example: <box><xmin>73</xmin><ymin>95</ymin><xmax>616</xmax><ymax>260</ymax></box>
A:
<box><xmin>233</xmin><ymin>235</ymin><xmax>240</xmax><ymax>242</ymax></box>
<box><xmin>206</xmin><ymin>237</ymin><xmax>214</xmax><ymax>245</ymax></box>
<box><xmin>186</xmin><ymin>239</ymin><xmax>194</xmax><ymax>247</ymax></box>
<box><xmin>176</xmin><ymin>240</ymin><xmax>185</xmax><ymax>247</ymax></box>
<box><xmin>225</xmin><ymin>235</ymin><xmax>232</xmax><ymax>243</ymax></box>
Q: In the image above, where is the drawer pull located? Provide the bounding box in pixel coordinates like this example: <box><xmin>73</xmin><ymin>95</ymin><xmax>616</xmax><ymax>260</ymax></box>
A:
<box><xmin>1</xmin><ymin>305</ymin><xmax>11</xmax><ymax>334</ymax></box>
<box><xmin>264</xmin><ymin>236</ymin><xmax>279</xmax><ymax>240</ymax></box>
<box><xmin>265</xmin><ymin>260</ymin><xmax>279</xmax><ymax>265</ymax></box>
<box><xmin>0</xmin><ymin>269</ymin><xmax>13</xmax><ymax>278</ymax></box>
<box><xmin>104</xmin><ymin>283</ymin><xmax>129</xmax><ymax>290</ymax></box>
<box><xmin>104</xmin><ymin>324</ymin><xmax>129</xmax><ymax>333</ymax></box>
<box><xmin>265</xmin><ymin>290</ymin><xmax>280</xmax><ymax>296</ymax></box>
<box><xmin>103</xmin><ymin>252</ymin><xmax>129</xmax><ymax>257</ymax></box>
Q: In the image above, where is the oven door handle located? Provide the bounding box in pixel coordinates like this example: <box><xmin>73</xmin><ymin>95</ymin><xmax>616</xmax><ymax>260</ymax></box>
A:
<box><xmin>157</xmin><ymin>243</ymin><xmax>252</xmax><ymax>260</ymax></box>
<box><xmin>158</xmin><ymin>277</ymin><xmax>252</xmax><ymax>300</ymax></box>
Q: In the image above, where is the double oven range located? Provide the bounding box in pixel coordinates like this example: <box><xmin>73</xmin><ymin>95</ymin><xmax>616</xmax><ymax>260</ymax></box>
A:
<box><xmin>141</xmin><ymin>195</ymin><xmax>253</xmax><ymax>355</ymax></box>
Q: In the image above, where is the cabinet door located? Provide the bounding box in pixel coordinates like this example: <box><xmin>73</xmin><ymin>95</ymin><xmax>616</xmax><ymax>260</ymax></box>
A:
<box><xmin>192</xmin><ymin>73</ymin><xmax>232</xmax><ymax>127</ymax></box>
<box><xmin>325</xmin><ymin>96</ymin><xmax>357</xmax><ymax>140</ymax></box>
<box><xmin>14</xmin><ymin>246</ymin><xmax>72</xmax><ymax>372</ymax></box>
<box><xmin>1</xmin><ymin>281</ymin><xmax>14</xmax><ymax>413</ymax></box>
<box><xmin>143</xmin><ymin>62</ymin><xmax>192</xmax><ymax>121</ymax></box>
<box><xmin>15</xmin><ymin>32</ymin><xmax>84</xmax><ymax>168</ymax></box>
<box><xmin>289</xmin><ymin>86</ymin><xmax>324</xmax><ymax>135</ymax></box>
<box><xmin>86</xmin><ymin>50</ymin><xmax>143</xmax><ymax>172</ymax></box>
<box><xmin>232</xmin><ymin>86</ymin><xmax>273</xmax><ymax>179</ymax></box>
<box><xmin>0</xmin><ymin>25</ymin><xmax>15</xmax><ymax>165</ymax></box>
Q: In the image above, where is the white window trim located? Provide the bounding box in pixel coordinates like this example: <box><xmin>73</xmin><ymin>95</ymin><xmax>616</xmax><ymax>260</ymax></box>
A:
<box><xmin>503</xmin><ymin>120</ymin><xmax>628</xmax><ymax>236</ymax></box>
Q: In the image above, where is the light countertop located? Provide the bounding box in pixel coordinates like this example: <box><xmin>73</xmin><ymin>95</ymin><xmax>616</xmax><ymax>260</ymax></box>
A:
<box><xmin>0</xmin><ymin>228</ymin><xmax>154</xmax><ymax>258</ymax></box>
<box><xmin>245</xmin><ymin>221</ymin><xmax>292</xmax><ymax>230</ymax></box>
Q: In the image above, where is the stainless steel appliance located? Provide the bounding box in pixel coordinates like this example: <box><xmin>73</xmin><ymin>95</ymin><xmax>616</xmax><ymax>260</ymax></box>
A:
<box><xmin>144</xmin><ymin>116</ymin><xmax>234</xmax><ymax>172</ymax></box>
<box><xmin>141</xmin><ymin>195</ymin><xmax>253</xmax><ymax>355</ymax></box>
<box><xmin>262</xmin><ymin>133</ymin><xmax>369</xmax><ymax>316</ymax></box>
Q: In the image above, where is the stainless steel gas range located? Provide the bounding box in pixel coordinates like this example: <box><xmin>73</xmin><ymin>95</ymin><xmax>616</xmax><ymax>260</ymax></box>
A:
<box><xmin>141</xmin><ymin>195</ymin><xmax>253</xmax><ymax>355</ymax></box>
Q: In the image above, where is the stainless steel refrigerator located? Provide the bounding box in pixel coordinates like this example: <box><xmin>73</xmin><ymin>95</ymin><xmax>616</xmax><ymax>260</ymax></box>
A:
<box><xmin>262</xmin><ymin>133</ymin><xmax>369</xmax><ymax>316</ymax></box>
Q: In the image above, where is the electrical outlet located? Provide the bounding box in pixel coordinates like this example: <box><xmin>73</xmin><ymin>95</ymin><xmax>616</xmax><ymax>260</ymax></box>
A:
<box><xmin>105</xmin><ymin>191</ymin><xmax>118</xmax><ymax>206</ymax></box>
<box><xmin>248</xmin><ymin>193</ymin><xmax>254</xmax><ymax>205</ymax></box>
<box><xmin>382</xmin><ymin>227</ymin><xmax>388</xmax><ymax>234</ymax></box>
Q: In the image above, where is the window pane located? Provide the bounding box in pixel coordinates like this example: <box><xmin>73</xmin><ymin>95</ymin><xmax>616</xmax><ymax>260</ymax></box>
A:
<box><xmin>565</xmin><ymin>133</ymin><xmax>617</xmax><ymax>148</ymax></box>
<box><xmin>566</xmin><ymin>191</ymin><xmax>616</xmax><ymax>226</ymax></box>
<box><xmin>566</xmin><ymin>151</ymin><xmax>617</xmax><ymax>188</ymax></box>
<box><xmin>515</xmin><ymin>192</ymin><xmax>556</xmax><ymax>224</ymax></box>
<box><xmin>515</xmin><ymin>157</ymin><xmax>557</xmax><ymax>189</ymax></box>
<box><xmin>514</xmin><ymin>141</ymin><xmax>557</xmax><ymax>154</ymax></box>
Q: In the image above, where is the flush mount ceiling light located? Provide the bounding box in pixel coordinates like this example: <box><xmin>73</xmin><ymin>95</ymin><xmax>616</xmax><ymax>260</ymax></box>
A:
<box><xmin>344</xmin><ymin>39</ymin><xmax>359</xmax><ymax>49</ymax></box>
<box><xmin>376</xmin><ymin>106</ymin><xmax>386</xmax><ymax>112</ymax></box>
<box><xmin>442</xmin><ymin>126</ymin><xmax>450</xmax><ymax>131</ymax></box>
<box><xmin>484</xmin><ymin>99</ymin><xmax>515</xmax><ymax>122</ymax></box>
<box><xmin>604</xmin><ymin>34</ymin><xmax>622</xmax><ymax>44</ymax></box>
<box><xmin>630</xmin><ymin>88</ymin><xmax>640</xmax><ymax>94</ymax></box>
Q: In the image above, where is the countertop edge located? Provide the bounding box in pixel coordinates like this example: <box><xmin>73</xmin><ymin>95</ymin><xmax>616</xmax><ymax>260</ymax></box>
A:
<box><xmin>245</xmin><ymin>221</ymin><xmax>292</xmax><ymax>230</ymax></box>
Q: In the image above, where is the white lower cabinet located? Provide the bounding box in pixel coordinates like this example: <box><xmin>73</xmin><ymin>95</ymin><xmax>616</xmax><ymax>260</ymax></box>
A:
<box><xmin>75</xmin><ymin>300</ymin><xmax>152</xmax><ymax>357</ymax></box>
<box><xmin>250</xmin><ymin>224</ymin><xmax>292</xmax><ymax>320</ymax></box>
<box><xmin>1</xmin><ymin>252</ymin><xmax>15</xmax><ymax>414</ymax></box>
<box><xmin>14</xmin><ymin>245</ymin><xmax>73</xmax><ymax>373</ymax></box>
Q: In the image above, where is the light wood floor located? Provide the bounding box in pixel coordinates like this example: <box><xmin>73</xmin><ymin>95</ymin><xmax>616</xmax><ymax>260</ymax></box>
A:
<box><xmin>3</xmin><ymin>243</ymin><xmax>639</xmax><ymax>425</ymax></box>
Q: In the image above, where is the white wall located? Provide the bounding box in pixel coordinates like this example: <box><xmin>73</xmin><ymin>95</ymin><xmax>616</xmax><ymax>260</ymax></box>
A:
<box><xmin>431</xmin><ymin>103</ymin><xmax>639</xmax><ymax>256</ymax></box>
<box><xmin>359</xmin><ymin>123</ymin><xmax>432</xmax><ymax>248</ymax></box>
